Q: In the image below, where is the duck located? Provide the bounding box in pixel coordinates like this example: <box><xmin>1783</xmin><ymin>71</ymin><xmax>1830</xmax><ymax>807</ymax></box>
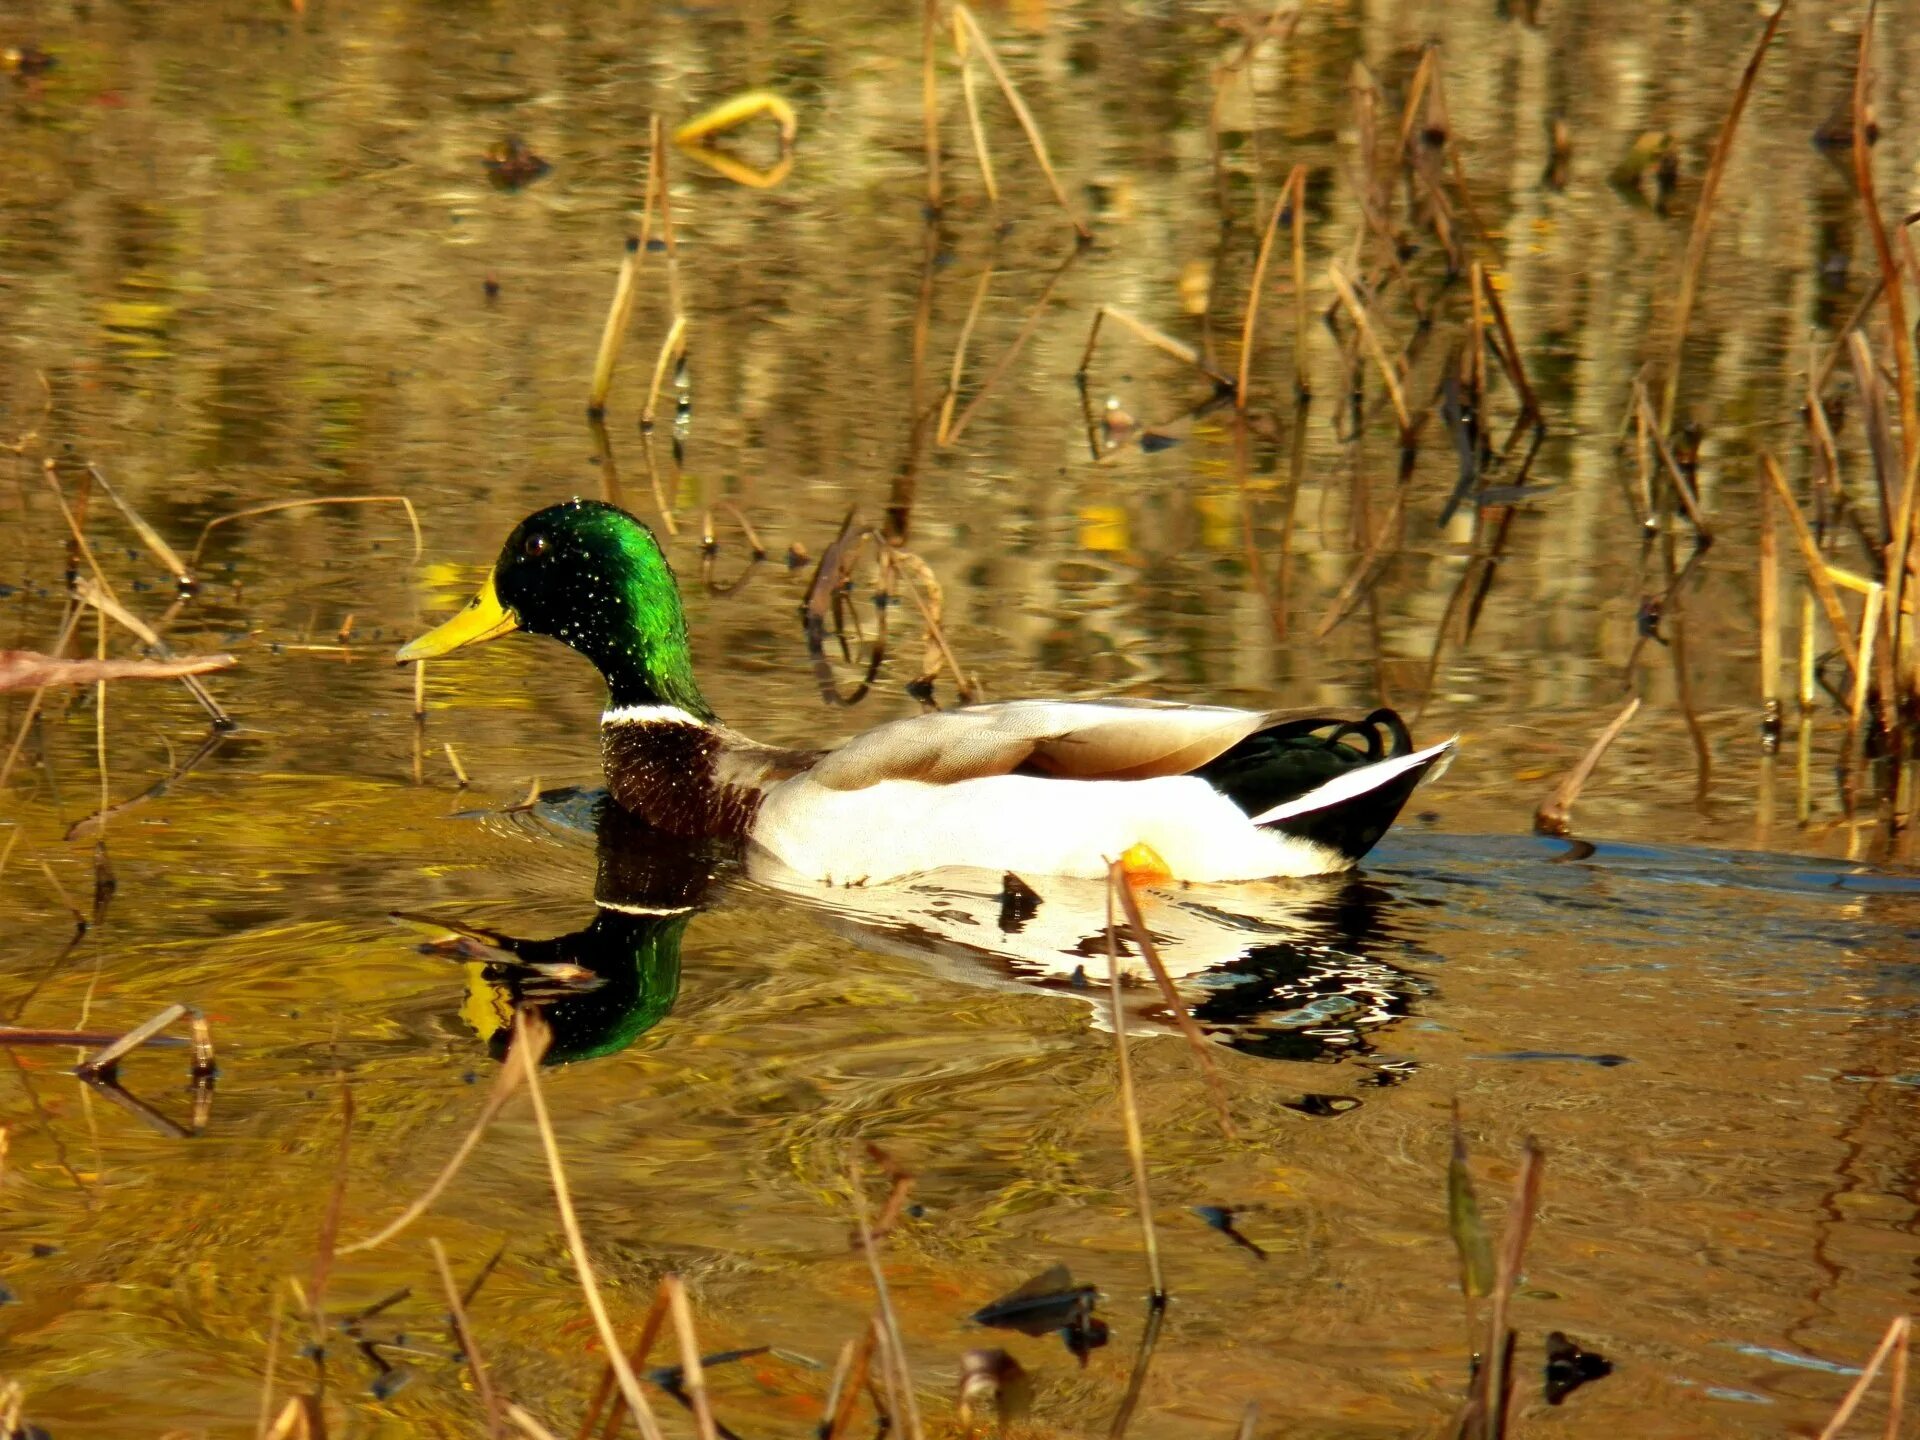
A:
<box><xmin>397</xmin><ymin>499</ymin><xmax>1455</xmax><ymax>886</ymax></box>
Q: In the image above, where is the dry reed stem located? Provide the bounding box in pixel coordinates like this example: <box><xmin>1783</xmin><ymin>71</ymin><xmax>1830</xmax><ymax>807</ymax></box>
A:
<box><xmin>1628</xmin><ymin>385</ymin><xmax>1711</xmax><ymax>537</ymax></box>
<box><xmin>1476</xmin><ymin>1139</ymin><xmax>1544</xmax><ymax>1439</ymax></box>
<box><xmin>1477</xmin><ymin>270</ymin><xmax>1541</xmax><ymax>441</ymax></box>
<box><xmin>938</xmin><ymin>258</ymin><xmax>996</xmax><ymax>445</ymax></box>
<box><xmin>308</xmin><ymin>1081</ymin><xmax>355</xmax><ymax>1345</ymax></box>
<box><xmin>822</xmin><ymin>1325</ymin><xmax>878</xmax><ymax>1440</ymax></box>
<box><xmin>0</xmin><ymin>603</ymin><xmax>81</xmax><ymax>790</ymax></box>
<box><xmin>950</xmin><ymin>4</ymin><xmax>1090</xmax><ymax>240</ymax></box>
<box><xmin>1534</xmin><ymin>697</ymin><xmax>1641</xmax><ymax>837</ymax></box>
<box><xmin>188</xmin><ymin>496</ymin><xmax>422</xmax><ymax>569</ymax></box>
<box><xmin>579</xmin><ymin>1283</ymin><xmax>669</xmax><ymax>1440</ymax></box>
<box><xmin>1108</xmin><ymin>866</ymin><xmax>1237</xmax><ymax>1142</ymax></box>
<box><xmin>1850</xmin><ymin>1</ymin><xmax>1918</xmax><ymax>479</ymax></box>
<box><xmin>1326</xmin><ymin>263</ymin><xmax>1411</xmax><ymax>436</ymax></box>
<box><xmin>591</xmin><ymin>241</ymin><xmax>644</xmax><ymax>418</ymax></box>
<box><xmin>1107</xmin><ymin>1298</ymin><xmax>1167</xmax><ymax>1440</ymax></box>
<box><xmin>663</xmin><ymin>1276</ymin><xmax>720</xmax><ymax>1440</ymax></box>
<box><xmin>945</xmin><ymin>248</ymin><xmax>1081</xmax><ymax>443</ymax></box>
<box><xmin>340</xmin><ymin>1022</ymin><xmax>550</xmax><ymax>1253</ymax></box>
<box><xmin>673</xmin><ymin>90</ymin><xmax>797</xmax><ymax>147</ymax></box>
<box><xmin>256</xmin><ymin>1288</ymin><xmax>284</xmax><ymax>1440</ymax></box>
<box><xmin>262</xmin><ymin>1398</ymin><xmax>314</xmax><ymax>1440</ymax></box>
<box><xmin>1815</xmin><ymin>1314</ymin><xmax>1911</xmax><ymax>1440</ymax></box>
<box><xmin>84</xmin><ymin>463</ymin><xmax>192</xmax><ymax>588</ymax></box>
<box><xmin>45</xmin><ymin>467</ymin><xmax>228</xmax><ymax>725</ymax></box>
<box><xmin>1658</xmin><ymin>1</ymin><xmax>1787</xmax><ymax>434</ymax></box>
<box><xmin>1762</xmin><ymin>454</ymin><xmax>1862</xmax><ymax>679</ymax></box>
<box><xmin>1314</xmin><ymin>485</ymin><xmax>1409</xmax><ymax>640</ymax></box>
<box><xmin>1077</xmin><ymin>305</ymin><xmax>1233</xmax><ymax>390</ymax></box>
<box><xmin>1103</xmin><ymin>875</ymin><xmax>1167</xmax><ymax>1302</ymax></box>
<box><xmin>653</xmin><ymin>115</ymin><xmax>683</xmax><ymax>323</ymax></box>
<box><xmin>641</xmin><ymin>315</ymin><xmax>689</xmax><ymax>431</ymax></box>
<box><xmin>0</xmin><ymin>650</ymin><xmax>234</xmax><ymax>693</ymax></box>
<box><xmin>432</xmin><ymin>1237</ymin><xmax>504</xmax><ymax>1439</ymax></box>
<box><xmin>1233</xmin><ymin>1401</ymin><xmax>1258</xmax><ymax>1440</ymax></box>
<box><xmin>847</xmin><ymin>1152</ymin><xmax>925</xmax><ymax>1440</ymax></box>
<box><xmin>1843</xmin><ymin>583</ymin><xmax>1885</xmax><ymax>777</ymax></box>
<box><xmin>1237</xmin><ymin>163</ymin><xmax>1309</xmax><ymax>410</ymax></box>
<box><xmin>73</xmin><ymin>1002</ymin><xmax>188</xmax><ymax>1074</ymax></box>
<box><xmin>508</xmin><ymin>1405</ymin><xmax>568</xmax><ymax>1440</ymax></box>
<box><xmin>518</xmin><ymin>1011</ymin><xmax>665</xmax><ymax>1440</ymax></box>
<box><xmin>921</xmin><ymin>0</ymin><xmax>942</xmax><ymax>211</ymax></box>
<box><xmin>954</xmin><ymin>18</ymin><xmax>998</xmax><ymax>205</ymax></box>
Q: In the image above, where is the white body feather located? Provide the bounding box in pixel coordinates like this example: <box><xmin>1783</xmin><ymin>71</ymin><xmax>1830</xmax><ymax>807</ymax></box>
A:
<box><xmin>753</xmin><ymin>773</ymin><xmax>1345</xmax><ymax>884</ymax></box>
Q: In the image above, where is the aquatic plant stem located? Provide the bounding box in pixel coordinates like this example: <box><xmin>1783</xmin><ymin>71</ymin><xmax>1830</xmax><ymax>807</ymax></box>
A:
<box><xmin>340</xmin><ymin>1021</ymin><xmax>549</xmax><ymax>1254</ymax></box>
<box><xmin>848</xmin><ymin>1152</ymin><xmax>925</xmax><ymax>1440</ymax></box>
<box><xmin>431</xmin><ymin>1237</ymin><xmax>505</xmax><ymax>1439</ymax></box>
<box><xmin>518</xmin><ymin>1011</ymin><xmax>666</xmax><ymax>1440</ymax></box>
<box><xmin>1103</xmin><ymin>874</ymin><xmax>1166</xmax><ymax>1303</ymax></box>
<box><xmin>1108</xmin><ymin>865</ymin><xmax>1237</xmax><ymax>1141</ymax></box>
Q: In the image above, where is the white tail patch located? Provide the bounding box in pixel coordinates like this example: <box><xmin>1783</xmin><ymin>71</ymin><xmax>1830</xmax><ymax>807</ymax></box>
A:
<box><xmin>1248</xmin><ymin>738</ymin><xmax>1457</xmax><ymax>827</ymax></box>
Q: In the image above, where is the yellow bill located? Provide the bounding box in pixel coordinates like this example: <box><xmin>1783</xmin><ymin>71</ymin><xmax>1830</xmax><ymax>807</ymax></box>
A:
<box><xmin>396</xmin><ymin>571</ymin><xmax>519</xmax><ymax>662</ymax></box>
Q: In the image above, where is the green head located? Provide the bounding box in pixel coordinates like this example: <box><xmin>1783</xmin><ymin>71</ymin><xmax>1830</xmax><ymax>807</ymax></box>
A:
<box><xmin>398</xmin><ymin>499</ymin><xmax>713</xmax><ymax>718</ymax></box>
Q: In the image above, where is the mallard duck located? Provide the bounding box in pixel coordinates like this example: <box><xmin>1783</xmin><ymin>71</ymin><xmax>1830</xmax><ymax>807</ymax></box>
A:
<box><xmin>398</xmin><ymin>500</ymin><xmax>1455</xmax><ymax>886</ymax></box>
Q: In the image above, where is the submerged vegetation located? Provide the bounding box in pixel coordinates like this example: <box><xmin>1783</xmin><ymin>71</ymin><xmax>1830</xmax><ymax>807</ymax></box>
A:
<box><xmin>1</xmin><ymin>0</ymin><xmax>1918</xmax><ymax>1435</ymax></box>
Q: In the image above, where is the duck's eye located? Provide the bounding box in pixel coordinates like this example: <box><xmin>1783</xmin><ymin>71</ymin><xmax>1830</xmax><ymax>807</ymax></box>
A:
<box><xmin>522</xmin><ymin>533</ymin><xmax>550</xmax><ymax>560</ymax></box>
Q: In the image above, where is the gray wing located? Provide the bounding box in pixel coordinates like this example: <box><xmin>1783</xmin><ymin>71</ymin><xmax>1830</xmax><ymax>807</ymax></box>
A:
<box><xmin>803</xmin><ymin>699</ymin><xmax>1280</xmax><ymax>791</ymax></box>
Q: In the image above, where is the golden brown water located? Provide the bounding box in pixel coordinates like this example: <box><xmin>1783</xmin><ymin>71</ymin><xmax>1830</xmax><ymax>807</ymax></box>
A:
<box><xmin>3</xmin><ymin>1</ymin><xmax>1919</xmax><ymax>1435</ymax></box>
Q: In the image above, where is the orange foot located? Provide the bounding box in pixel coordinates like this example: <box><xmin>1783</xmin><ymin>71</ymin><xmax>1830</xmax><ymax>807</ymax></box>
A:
<box><xmin>1118</xmin><ymin>842</ymin><xmax>1173</xmax><ymax>886</ymax></box>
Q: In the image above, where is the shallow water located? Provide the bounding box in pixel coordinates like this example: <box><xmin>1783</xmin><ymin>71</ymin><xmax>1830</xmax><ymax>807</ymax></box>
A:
<box><xmin>3</xmin><ymin>1</ymin><xmax>1920</xmax><ymax>1436</ymax></box>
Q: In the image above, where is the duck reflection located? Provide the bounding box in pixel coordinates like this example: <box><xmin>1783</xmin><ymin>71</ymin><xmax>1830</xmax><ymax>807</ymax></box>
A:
<box><xmin>421</xmin><ymin>803</ymin><xmax>717</xmax><ymax>1066</ymax></box>
<box><xmin>747</xmin><ymin>854</ymin><xmax>1431</xmax><ymax>1066</ymax></box>
<box><xmin>426</xmin><ymin>794</ymin><xmax>1432</xmax><ymax>1072</ymax></box>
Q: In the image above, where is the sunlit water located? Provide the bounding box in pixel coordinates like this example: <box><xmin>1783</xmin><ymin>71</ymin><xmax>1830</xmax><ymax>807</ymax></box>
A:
<box><xmin>3</xmin><ymin>1</ymin><xmax>1919</xmax><ymax>1436</ymax></box>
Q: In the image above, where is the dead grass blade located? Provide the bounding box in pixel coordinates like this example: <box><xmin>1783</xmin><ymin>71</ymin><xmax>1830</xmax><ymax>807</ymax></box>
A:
<box><xmin>187</xmin><ymin>496</ymin><xmax>423</xmax><ymax>569</ymax></box>
<box><xmin>518</xmin><ymin>1010</ymin><xmax>666</xmax><ymax>1440</ymax></box>
<box><xmin>1107</xmin><ymin>864</ymin><xmax>1237</xmax><ymax>1142</ymax></box>
<box><xmin>1103</xmin><ymin>876</ymin><xmax>1166</xmax><ymax>1303</ymax></box>
<box><xmin>1533</xmin><ymin>697</ymin><xmax>1640</xmax><ymax>837</ymax></box>
<box><xmin>949</xmin><ymin>5</ymin><xmax>1089</xmax><ymax>240</ymax></box>
<box><xmin>432</xmin><ymin>1236</ymin><xmax>505</xmax><ymax>1439</ymax></box>
<box><xmin>821</xmin><ymin>1325</ymin><xmax>878</xmax><ymax>1440</ymax></box>
<box><xmin>1657</xmin><ymin>0</ymin><xmax>1787</xmax><ymax>433</ymax></box>
<box><xmin>1815</xmin><ymin>1313</ymin><xmax>1911</xmax><ymax>1440</ymax></box>
<box><xmin>339</xmin><ymin>1020</ymin><xmax>550</xmax><ymax>1254</ymax></box>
